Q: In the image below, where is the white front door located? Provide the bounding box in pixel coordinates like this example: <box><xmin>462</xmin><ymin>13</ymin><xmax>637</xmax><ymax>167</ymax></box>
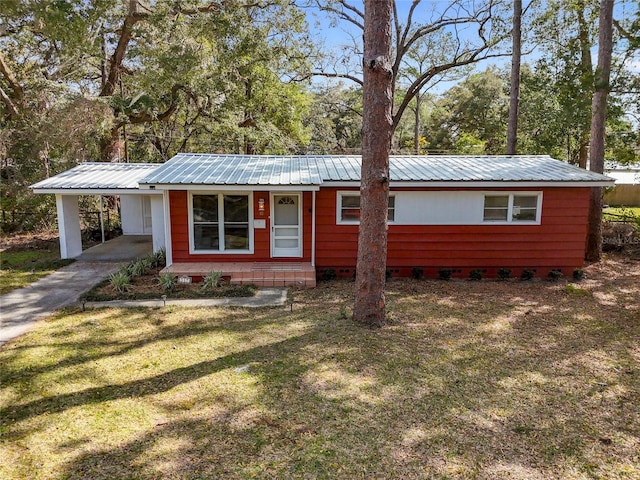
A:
<box><xmin>272</xmin><ymin>194</ymin><xmax>302</xmax><ymax>257</ymax></box>
<box><xmin>142</xmin><ymin>196</ymin><xmax>153</xmax><ymax>234</ymax></box>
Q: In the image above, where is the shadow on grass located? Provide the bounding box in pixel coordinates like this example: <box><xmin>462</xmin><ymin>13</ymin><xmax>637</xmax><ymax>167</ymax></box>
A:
<box><xmin>1</xmin><ymin>277</ymin><xmax>639</xmax><ymax>479</ymax></box>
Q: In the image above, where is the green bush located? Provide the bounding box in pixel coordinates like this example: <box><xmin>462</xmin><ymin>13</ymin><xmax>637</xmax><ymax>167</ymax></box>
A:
<box><xmin>438</xmin><ymin>268</ymin><xmax>452</xmax><ymax>281</ymax></box>
<box><xmin>151</xmin><ymin>248</ymin><xmax>166</xmax><ymax>269</ymax></box>
<box><xmin>321</xmin><ymin>269</ymin><xmax>336</xmax><ymax>281</ymax></box>
<box><xmin>469</xmin><ymin>269</ymin><xmax>483</xmax><ymax>281</ymax></box>
<box><xmin>128</xmin><ymin>258</ymin><xmax>152</xmax><ymax>277</ymax></box>
<box><xmin>497</xmin><ymin>268</ymin><xmax>512</xmax><ymax>280</ymax></box>
<box><xmin>109</xmin><ymin>271</ymin><xmax>131</xmax><ymax>293</ymax></box>
<box><xmin>202</xmin><ymin>271</ymin><xmax>223</xmax><ymax>291</ymax></box>
<box><xmin>572</xmin><ymin>269</ymin><xmax>585</xmax><ymax>281</ymax></box>
<box><xmin>521</xmin><ymin>269</ymin><xmax>535</xmax><ymax>281</ymax></box>
<box><xmin>411</xmin><ymin>267</ymin><xmax>424</xmax><ymax>280</ymax></box>
<box><xmin>157</xmin><ymin>272</ymin><xmax>177</xmax><ymax>292</ymax></box>
<box><xmin>548</xmin><ymin>269</ymin><xmax>563</xmax><ymax>281</ymax></box>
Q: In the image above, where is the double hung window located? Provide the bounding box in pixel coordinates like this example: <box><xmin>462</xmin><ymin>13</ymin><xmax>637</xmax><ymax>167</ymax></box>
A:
<box><xmin>192</xmin><ymin>194</ymin><xmax>250</xmax><ymax>252</ymax></box>
<box><xmin>483</xmin><ymin>193</ymin><xmax>540</xmax><ymax>223</ymax></box>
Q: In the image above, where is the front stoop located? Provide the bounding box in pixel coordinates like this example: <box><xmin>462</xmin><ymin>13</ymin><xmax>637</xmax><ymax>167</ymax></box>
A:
<box><xmin>162</xmin><ymin>262</ymin><xmax>316</xmax><ymax>288</ymax></box>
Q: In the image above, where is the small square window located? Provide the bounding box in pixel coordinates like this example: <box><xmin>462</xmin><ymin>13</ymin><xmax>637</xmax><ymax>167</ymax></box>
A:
<box><xmin>483</xmin><ymin>195</ymin><xmax>509</xmax><ymax>221</ymax></box>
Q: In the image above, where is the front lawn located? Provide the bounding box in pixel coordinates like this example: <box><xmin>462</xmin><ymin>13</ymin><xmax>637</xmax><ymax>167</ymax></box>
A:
<box><xmin>0</xmin><ymin>234</ymin><xmax>74</xmax><ymax>294</ymax></box>
<box><xmin>1</xmin><ymin>255</ymin><xmax>638</xmax><ymax>479</ymax></box>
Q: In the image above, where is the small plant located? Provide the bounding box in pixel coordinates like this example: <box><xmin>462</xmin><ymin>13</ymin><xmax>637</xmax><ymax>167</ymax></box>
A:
<box><xmin>151</xmin><ymin>248</ymin><xmax>166</xmax><ymax>268</ymax></box>
<box><xmin>109</xmin><ymin>271</ymin><xmax>131</xmax><ymax>293</ymax></box>
<box><xmin>469</xmin><ymin>269</ymin><xmax>483</xmax><ymax>281</ymax></box>
<box><xmin>411</xmin><ymin>267</ymin><xmax>424</xmax><ymax>280</ymax></box>
<box><xmin>438</xmin><ymin>268</ymin><xmax>452</xmax><ymax>281</ymax></box>
<box><xmin>572</xmin><ymin>268</ymin><xmax>585</xmax><ymax>281</ymax></box>
<box><xmin>202</xmin><ymin>271</ymin><xmax>223</xmax><ymax>290</ymax></box>
<box><xmin>129</xmin><ymin>257</ymin><xmax>152</xmax><ymax>277</ymax></box>
<box><xmin>548</xmin><ymin>269</ymin><xmax>563</xmax><ymax>281</ymax></box>
<box><xmin>386</xmin><ymin>269</ymin><xmax>393</xmax><ymax>280</ymax></box>
<box><xmin>497</xmin><ymin>268</ymin><xmax>512</xmax><ymax>280</ymax></box>
<box><xmin>338</xmin><ymin>304</ymin><xmax>348</xmax><ymax>320</ymax></box>
<box><xmin>521</xmin><ymin>269</ymin><xmax>535</xmax><ymax>281</ymax></box>
<box><xmin>321</xmin><ymin>268</ymin><xmax>336</xmax><ymax>281</ymax></box>
<box><xmin>157</xmin><ymin>272</ymin><xmax>177</xmax><ymax>292</ymax></box>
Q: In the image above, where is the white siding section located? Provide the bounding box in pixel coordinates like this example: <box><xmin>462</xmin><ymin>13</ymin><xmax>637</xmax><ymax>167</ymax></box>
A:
<box><xmin>120</xmin><ymin>195</ymin><xmax>145</xmax><ymax>235</ymax></box>
<box><xmin>394</xmin><ymin>191</ymin><xmax>484</xmax><ymax>225</ymax></box>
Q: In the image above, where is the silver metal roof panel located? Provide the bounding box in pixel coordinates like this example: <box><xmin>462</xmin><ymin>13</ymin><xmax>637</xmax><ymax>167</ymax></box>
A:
<box><xmin>31</xmin><ymin>162</ymin><xmax>161</xmax><ymax>191</ymax></box>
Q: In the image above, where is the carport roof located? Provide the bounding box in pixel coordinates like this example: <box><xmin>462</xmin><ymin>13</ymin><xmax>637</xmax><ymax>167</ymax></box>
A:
<box><xmin>31</xmin><ymin>162</ymin><xmax>161</xmax><ymax>194</ymax></box>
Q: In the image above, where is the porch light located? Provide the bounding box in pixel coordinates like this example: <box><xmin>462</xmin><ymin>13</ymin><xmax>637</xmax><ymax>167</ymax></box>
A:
<box><xmin>258</xmin><ymin>198</ymin><xmax>265</xmax><ymax>215</ymax></box>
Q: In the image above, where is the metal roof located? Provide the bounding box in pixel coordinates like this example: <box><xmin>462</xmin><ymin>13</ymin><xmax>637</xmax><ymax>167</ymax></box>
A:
<box><xmin>139</xmin><ymin>153</ymin><xmax>613</xmax><ymax>186</ymax></box>
<box><xmin>31</xmin><ymin>162</ymin><xmax>160</xmax><ymax>192</ymax></box>
<box><xmin>138</xmin><ymin>153</ymin><xmax>324</xmax><ymax>186</ymax></box>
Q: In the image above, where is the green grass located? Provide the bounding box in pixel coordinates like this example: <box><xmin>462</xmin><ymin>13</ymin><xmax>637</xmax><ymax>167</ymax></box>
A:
<box><xmin>0</xmin><ymin>247</ymin><xmax>74</xmax><ymax>294</ymax></box>
<box><xmin>603</xmin><ymin>206</ymin><xmax>640</xmax><ymax>223</ymax></box>
<box><xmin>1</xmin><ymin>268</ymin><xmax>639</xmax><ymax>479</ymax></box>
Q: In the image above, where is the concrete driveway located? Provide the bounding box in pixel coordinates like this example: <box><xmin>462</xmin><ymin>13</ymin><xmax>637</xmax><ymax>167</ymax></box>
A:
<box><xmin>0</xmin><ymin>235</ymin><xmax>152</xmax><ymax>346</ymax></box>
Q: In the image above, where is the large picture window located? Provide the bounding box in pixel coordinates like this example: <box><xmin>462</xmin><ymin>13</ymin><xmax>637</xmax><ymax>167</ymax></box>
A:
<box><xmin>191</xmin><ymin>193</ymin><xmax>251</xmax><ymax>252</ymax></box>
<box><xmin>337</xmin><ymin>192</ymin><xmax>395</xmax><ymax>224</ymax></box>
<box><xmin>483</xmin><ymin>193</ymin><xmax>540</xmax><ymax>223</ymax></box>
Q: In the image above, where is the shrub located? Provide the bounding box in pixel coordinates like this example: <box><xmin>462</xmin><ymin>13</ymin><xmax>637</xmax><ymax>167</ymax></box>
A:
<box><xmin>469</xmin><ymin>269</ymin><xmax>483</xmax><ymax>281</ymax></box>
<box><xmin>386</xmin><ymin>269</ymin><xmax>393</xmax><ymax>280</ymax></box>
<box><xmin>548</xmin><ymin>269</ymin><xmax>563</xmax><ymax>281</ymax></box>
<box><xmin>572</xmin><ymin>269</ymin><xmax>585</xmax><ymax>281</ymax></box>
<box><xmin>438</xmin><ymin>268</ymin><xmax>452</xmax><ymax>281</ymax></box>
<box><xmin>129</xmin><ymin>257</ymin><xmax>152</xmax><ymax>277</ymax></box>
<box><xmin>202</xmin><ymin>271</ymin><xmax>223</xmax><ymax>290</ymax></box>
<box><xmin>109</xmin><ymin>271</ymin><xmax>131</xmax><ymax>293</ymax></box>
<box><xmin>157</xmin><ymin>272</ymin><xmax>177</xmax><ymax>292</ymax></box>
<box><xmin>521</xmin><ymin>269</ymin><xmax>535</xmax><ymax>281</ymax></box>
<box><xmin>321</xmin><ymin>268</ymin><xmax>336</xmax><ymax>281</ymax></box>
<box><xmin>497</xmin><ymin>268</ymin><xmax>511</xmax><ymax>280</ymax></box>
<box><xmin>411</xmin><ymin>267</ymin><xmax>424</xmax><ymax>280</ymax></box>
<box><xmin>151</xmin><ymin>248</ymin><xmax>166</xmax><ymax>269</ymax></box>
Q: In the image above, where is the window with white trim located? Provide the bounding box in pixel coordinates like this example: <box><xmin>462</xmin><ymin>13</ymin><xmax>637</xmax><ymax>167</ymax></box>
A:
<box><xmin>483</xmin><ymin>193</ymin><xmax>540</xmax><ymax>223</ymax></box>
<box><xmin>337</xmin><ymin>193</ymin><xmax>395</xmax><ymax>223</ymax></box>
<box><xmin>191</xmin><ymin>194</ymin><xmax>250</xmax><ymax>251</ymax></box>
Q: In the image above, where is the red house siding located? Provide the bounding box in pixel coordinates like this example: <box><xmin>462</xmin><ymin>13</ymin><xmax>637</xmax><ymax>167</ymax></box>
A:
<box><xmin>169</xmin><ymin>186</ymin><xmax>591</xmax><ymax>278</ymax></box>
<box><xmin>314</xmin><ymin>186</ymin><xmax>591</xmax><ymax>278</ymax></box>
<box><xmin>169</xmin><ymin>190</ymin><xmax>312</xmax><ymax>263</ymax></box>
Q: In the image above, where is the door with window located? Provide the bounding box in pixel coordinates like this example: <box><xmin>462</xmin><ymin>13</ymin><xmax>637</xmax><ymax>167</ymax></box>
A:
<box><xmin>272</xmin><ymin>194</ymin><xmax>301</xmax><ymax>257</ymax></box>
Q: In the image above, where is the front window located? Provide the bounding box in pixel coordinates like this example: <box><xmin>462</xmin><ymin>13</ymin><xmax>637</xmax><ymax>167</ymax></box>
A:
<box><xmin>192</xmin><ymin>194</ymin><xmax>250</xmax><ymax>252</ymax></box>
<box><xmin>338</xmin><ymin>193</ymin><xmax>395</xmax><ymax>223</ymax></box>
<box><xmin>483</xmin><ymin>193</ymin><xmax>540</xmax><ymax>223</ymax></box>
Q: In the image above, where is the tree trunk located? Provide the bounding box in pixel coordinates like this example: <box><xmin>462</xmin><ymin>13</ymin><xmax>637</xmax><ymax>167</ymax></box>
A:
<box><xmin>353</xmin><ymin>0</ymin><xmax>394</xmax><ymax>328</ymax></box>
<box><xmin>586</xmin><ymin>0</ymin><xmax>614</xmax><ymax>262</ymax></box>
<box><xmin>100</xmin><ymin>126</ymin><xmax>122</xmax><ymax>162</ymax></box>
<box><xmin>506</xmin><ymin>0</ymin><xmax>522</xmax><ymax>155</ymax></box>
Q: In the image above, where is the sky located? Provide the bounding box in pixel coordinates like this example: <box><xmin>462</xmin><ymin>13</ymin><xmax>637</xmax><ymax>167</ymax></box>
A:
<box><xmin>300</xmin><ymin>0</ymin><xmax>640</xmax><ymax>93</ymax></box>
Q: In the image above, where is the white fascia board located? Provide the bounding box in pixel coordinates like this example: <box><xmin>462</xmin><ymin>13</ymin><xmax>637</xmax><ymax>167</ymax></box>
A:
<box><xmin>321</xmin><ymin>180</ymin><xmax>615</xmax><ymax>188</ymax></box>
<box><xmin>32</xmin><ymin>188</ymin><xmax>163</xmax><ymax>195</ymax></box>
<box><xmin>140</xmin><ymin>184</ymin><xmax>320</xmax><ymax>192</ymax></box>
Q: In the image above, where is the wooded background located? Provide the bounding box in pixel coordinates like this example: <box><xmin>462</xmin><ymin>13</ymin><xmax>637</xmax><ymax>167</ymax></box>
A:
<box><xmin>1</xmin><ymin>0</ymin><xmax>638</xmax><ymax>232</ymax></box>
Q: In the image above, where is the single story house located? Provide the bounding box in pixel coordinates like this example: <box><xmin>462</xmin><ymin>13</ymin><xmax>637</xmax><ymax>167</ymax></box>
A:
<box><xmin>31</xmin><ymin>154</ymin><xmax>614</xmax><ymax>286</ymax></box>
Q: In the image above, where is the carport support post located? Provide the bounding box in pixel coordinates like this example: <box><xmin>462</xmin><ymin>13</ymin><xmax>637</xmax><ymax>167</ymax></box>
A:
<box><xmin>55</xmin><ymin>194</ymin><xmax>83</xmax><ymax>259</ymax></box>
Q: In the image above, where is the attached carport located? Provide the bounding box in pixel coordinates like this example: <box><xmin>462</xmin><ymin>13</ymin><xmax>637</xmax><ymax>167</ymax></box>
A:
<box><xmin>30</xmin><ymin>162</ymin><xmax>165</xmax><ymax>259</ymax></box>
